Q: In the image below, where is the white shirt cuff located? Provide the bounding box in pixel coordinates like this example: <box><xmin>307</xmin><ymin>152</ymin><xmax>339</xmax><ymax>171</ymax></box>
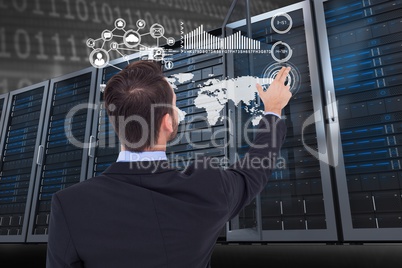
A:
<box><xmin>263</xmin><ymin>111</ymin><xmax>281</xmax><ymax>118</ymax></box>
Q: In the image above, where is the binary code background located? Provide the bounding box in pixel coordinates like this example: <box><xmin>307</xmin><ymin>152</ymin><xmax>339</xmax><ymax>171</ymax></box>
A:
<box><xmin>0</xmin><ymin>0</ymin><xmax>299</xmax><ymax>93</ymax></box>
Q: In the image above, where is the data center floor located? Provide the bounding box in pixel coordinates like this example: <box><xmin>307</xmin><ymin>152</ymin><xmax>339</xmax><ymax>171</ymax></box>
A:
<box><xmin>1</xmin><ymin>243</ymin><xmax>402</xmax><ymax>267</ymax></box>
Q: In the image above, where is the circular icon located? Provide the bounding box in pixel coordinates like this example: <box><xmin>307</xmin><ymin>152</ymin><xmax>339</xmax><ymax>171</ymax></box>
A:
<box><xmin>152</xmin><ymin>47</ymin><xmax>165</xmax><ymax>61</ymax></box>
<box><xmin>150</xmin><ymin>23</ymin><xmax>165</xmax><ymax>38</ymax></box>
<box><xmin>110</xmin><ymin>42</ymin><xmax>119</xmax><ymax>50</ymax></box>
<box><xmin>262</xmin><ymin>62</ymin><xmax>300</xmax><ymax>96</ymax></box>
<box><xmin>136</xmin><ymin>19</ymin><xmax>146</xmax><ymax>29</ymax></box>
<box><xmin>86</xmin><ymin>38</ymin><xmax>95</xmax><ymax>48</ymax></box>
<box><xmin>123</xmin><ymin>30</ymin><xmax>141</xmax><ymax>48</ymax></box>
<box><xmin>271</xmin><ymin>13</ymin><xmax>293</xmax><ymax>34</ymax></box>
<box><xmin>165</xmin><ymin>61</ymin><xmax>174</xmax><ymax>69</ymax></box>
<box><xmin>101</xmin><ymin>30</ymin><xmax>113</xmax><ymax>41</ymax></box>
<box><xmin>167</xmin><ymin>37</ymin><xmax>175</xmax><ymax>46</ymax></box>
<box><xmin>115</xmin><ymin>18</ymin><xmax>126</xmax><ymax>29</ymax></box>
<box><xmin>89</xmin><ymin>48</ymin><xmax>109</xmax><ymax>68</ymax></box>
<box><xmin>271</xmin><ymin>41</ymin><xmax>293</xmax><ymax>63</ymax></box>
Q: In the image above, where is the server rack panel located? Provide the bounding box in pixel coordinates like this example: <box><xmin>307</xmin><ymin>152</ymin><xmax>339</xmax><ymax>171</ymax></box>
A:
<box><xmin>0</xmin><ymin>84</ymin><xmax>48</xmax><ymax>243</ymax></box>
<box><xmin>225</xmin><ymin>0</ymin><xmax>338</xmax><ymax>241</ymax></box>
<box><xmin>88</xmin><ymin>54</ymin><xmax>140</xmax><ymax>179</ymax></box>
<box><xmin>0</xmin><ymin>94</ymin><xmax>8</xmax><ymax>142</ymax></box>
<box><xmin>163</xmin><ymin>42</ymin><xmax>227</xmax><ymax>240</ymax></box>
<box><xmin>164</xmin><ymin>50</ymin><xmax>227</xmax><ymax>172</ymax></box>
<box><xmin>315</xmin><ymin>0</ymin><xmax>402</xmax><ymax>241</ymax></box>
<box><xmin>27</xmin><ymin>68</ymin><xmax>97</xmax><ymax>242</ymax></box>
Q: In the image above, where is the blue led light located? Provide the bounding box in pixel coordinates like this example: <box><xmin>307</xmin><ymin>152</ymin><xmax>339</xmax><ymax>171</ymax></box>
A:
<box><xmin>343</xmin><ymin>142</ymin><xmax>354</xmax><ymax>146</ymax></box>
<box><xmin>356</xmin><ymin>140</ymin><xmax>370</xmax><ymax>144</ymax></box>
<box><xmin>360</xmin><ymin>61</ymin><xmax>371</xmax><ymax>66</ymax></box>
<box><xmin>350</xmin><ymin>11</ymin><xmax>363</xmax><ymax>17</ymax></box>
<box><xmin>0</xmin><ymin>197</ymin><xmax>14</xmax><ymax>202</ymax></box>
<box><xmin>43</xmin><ymin>178</ymin><xmax>62</xmax><ymax>183</ymax></box>
<box><xmin>336</xmin><ymin>87</ymin><xmax>346</xmax><ymax>91</ymax></box>
<box><xmin>0</xmin><ymin>176</ymin><xmax>18</xmax><ymax>181</ymax></box>
<box><xmin>332</xmin><ymin>57</ymin><xmax>343</xmax><ymax>62</ymax></box>
<box><xmin>347</xmin><ymin>74</ymin><xmax>359</xmax><ymax>78</ymax></box>
<box><xmin>345</xmin><ymin>54</ymin><xmax>357</xmax><ymax>59</ymax></box>
<box><xmin>374</xmin><ymin>150</ymin><xmax>387</xmax><ymax>154</ymax></box>
<box><xmin>338</xmin><ymin>15</ymin><xmax>351</xmax><ymax>20</ymax></box>
<box><xmin>0</xmin><ymin>183</ymin><xmax>16</xmax><ymax>189</ymax></box>
<box><xmin>349</xmin><ymin>84</ymin><xmax>361</xmax><ymax>88</ymax></box>
<box><xmin>345</xmin><ymin>165</ymin><xmax>358</xmax><ymax>169</ymax></box>
<box><xmin>341</xmin><ymin>131</ymin><xmax>353</xmax><ymax>135</ymax></box>
<box><xmin>346</xmin><ymin>64</ymin><xmax>358</xmax><ymax>68</ymax></box>
<box><xmin>363</xmin><ymin>81</ymin><xmax>375</xmax><ymax>86</ymax></box>
<box><xmin>350</xmin><ymin>2</ymin><xmax>361</xmax><ymax>7</ymax></box>
<box><xmin>361</xmin><ymin>71</ymin><xmax>373</xmax><ymax>76</ymax></box>
<box><xmin>376</xmin><ymin>162</ymin><xmax>390</xmax><ymax>166</ymax></box>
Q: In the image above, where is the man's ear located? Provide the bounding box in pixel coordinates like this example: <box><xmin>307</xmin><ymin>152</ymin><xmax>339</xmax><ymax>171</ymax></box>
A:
<box><xmin>161</xmin><ymin>113</ymin><xmax>173</xmax><ymax>133</ymax></box>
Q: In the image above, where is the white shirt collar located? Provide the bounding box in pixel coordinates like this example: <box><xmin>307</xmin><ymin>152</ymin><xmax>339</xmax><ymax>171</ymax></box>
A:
<box><xmin>116</xmin><ymin>151</ymin><xmax>167</xmax><ymax>162</ymax></box>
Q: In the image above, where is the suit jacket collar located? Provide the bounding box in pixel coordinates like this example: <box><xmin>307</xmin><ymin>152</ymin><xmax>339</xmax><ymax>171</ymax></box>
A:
<box><xmin>103</xmin><ymin>161</ymin><xmax>174</xmax><ymax>175</ymax></box>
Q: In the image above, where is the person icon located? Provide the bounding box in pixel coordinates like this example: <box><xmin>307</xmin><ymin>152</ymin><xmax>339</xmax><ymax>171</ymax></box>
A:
<box><xmin>89</xmin><ymin>48</ymin><xmax>109</xmax><ymax>68</ymax></box>
<box><xmin>94</xmin><ymin>52</ymin><xmax>105</xmax><ymax>66</ymax></box>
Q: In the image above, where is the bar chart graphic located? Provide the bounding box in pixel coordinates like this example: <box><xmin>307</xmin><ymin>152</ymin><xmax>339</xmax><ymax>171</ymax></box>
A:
<box><xmin>183</xmin><ymin>25</ymin><xmax>261</xmax><ymax>50</ymax></box>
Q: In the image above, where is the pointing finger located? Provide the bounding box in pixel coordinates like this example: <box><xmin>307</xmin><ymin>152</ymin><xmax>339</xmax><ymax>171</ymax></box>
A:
<box><xmin>274</xmin><ymin>67</ymin><xmax>286</xmax><ymax>83</ymax></box>
<box><xmin>278</xmin><ymin>67</ymin><xmax>291</xmax><ymax>84</ymax></box>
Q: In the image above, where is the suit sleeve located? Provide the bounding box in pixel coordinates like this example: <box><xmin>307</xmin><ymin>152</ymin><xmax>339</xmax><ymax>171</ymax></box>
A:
<box><xmin>219</xmin><ymin>114</ymin><xmax>287</xmax><ymax>219</ymax></box>
<box><xmin>46</xmin><ymin>193</ymin><xmax>83</xmax><ymax>268</ymax></box>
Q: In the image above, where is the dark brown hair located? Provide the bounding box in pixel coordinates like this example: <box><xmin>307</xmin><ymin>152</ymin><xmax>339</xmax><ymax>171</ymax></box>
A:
<box><xmin>104</xmin><ymin>60</ymin><xmax>174</xmax><ymax>152</ymax></box>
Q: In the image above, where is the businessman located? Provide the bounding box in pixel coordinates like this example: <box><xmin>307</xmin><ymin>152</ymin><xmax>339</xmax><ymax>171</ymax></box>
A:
<box><xmin>46</xmin><ymin>61</ymin><xmax>292</xmax><ymax>268</ymax></box>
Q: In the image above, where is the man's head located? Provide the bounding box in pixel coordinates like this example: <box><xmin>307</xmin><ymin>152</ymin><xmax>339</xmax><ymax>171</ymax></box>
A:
<box><xmin>104</xmin><ymin>60</ymin><xmax>178</xmax><ymax>152</ymax></box>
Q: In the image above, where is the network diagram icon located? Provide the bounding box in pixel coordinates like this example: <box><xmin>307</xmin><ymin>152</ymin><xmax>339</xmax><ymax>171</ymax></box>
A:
<box><xmin>87</xmin><ymin>18</ymin><xmax>175</xmax><ymax>69</ymax></box>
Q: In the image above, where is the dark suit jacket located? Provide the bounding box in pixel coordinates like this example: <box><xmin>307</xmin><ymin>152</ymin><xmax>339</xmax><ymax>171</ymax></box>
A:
<box><xmin>46</xmin><ymin>115</ymin><xmax>286</xmax><ymax>268</ymax></box>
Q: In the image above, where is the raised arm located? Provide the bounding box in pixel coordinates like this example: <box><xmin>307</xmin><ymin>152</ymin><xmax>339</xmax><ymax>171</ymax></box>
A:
<box><xmin>221</xmin><ymin>67</ymin><xmax>292</xmax><ymax>219</ymax></box>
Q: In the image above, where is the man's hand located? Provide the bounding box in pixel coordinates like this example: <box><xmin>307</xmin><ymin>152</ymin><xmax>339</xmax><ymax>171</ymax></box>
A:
<box><xmin>256</xmin><ymin>67</ymin><xmax>292</xmax><ymax>115</ymax></box>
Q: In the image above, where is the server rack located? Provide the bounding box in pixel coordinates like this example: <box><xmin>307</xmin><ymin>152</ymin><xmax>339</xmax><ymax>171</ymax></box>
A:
<box><xmin>87</xmin><ymin>47</ymin><xmax>228</xmax><ymax>244</ymax></box>
<box><xmin>163</xmin><ymin>42</ymin><xmax>227</xmax><ymax>239</ymax></box>
<box><xmin>0</xmin><ymin>0</ymin><xmax>399</xmax><ymax>245</ymax></box>
<box><xmin>164</xmin><ymin>48</ymin><xmax>227</xmax><ymax>171</ymax></box>
<box><xmin>27</xmin><ymin>68</ymin><xmax>97</xmax><ymax>242</ymax></box>
<box><xmin>315</xmin><ymin>0</ymin><xmax>402</xmax><ymax>241</ymax></box>
<box><xmin>0</xmin><ymin>94</ymin><xmax>8</xmax><ymax>140</ymax></box>
<box><xmin>0</xmin><ymin>85</ymin><xmax>48</xmax><ymax>243</ymax></box>
<box><xmin>87</xmin><ymin>54</ymin><xmax>140</xmax><ymax>179</ymax></box>
<box><xmin>225</xmin><ymin>1</ymin><xmax>338</xmax><ymax>241</ymax></box>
